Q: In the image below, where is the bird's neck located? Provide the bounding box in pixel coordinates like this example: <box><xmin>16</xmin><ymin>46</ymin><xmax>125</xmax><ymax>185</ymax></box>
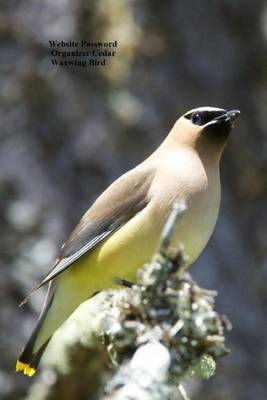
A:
<box><xmin>196</xmin><ymin>139</ymin><xmax>225</xmax><ymax>167</ymax></box>
<box><xmin>156</xmin><ymin>136</ymin><xmax>222</xmax><ymax>169</ymax></box>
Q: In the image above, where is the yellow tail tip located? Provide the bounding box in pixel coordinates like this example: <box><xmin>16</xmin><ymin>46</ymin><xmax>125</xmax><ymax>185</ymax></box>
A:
<box><xmin>16</xmin><ymin>360</ymin><xmax>36</xmax><ymax>377</ymax></box>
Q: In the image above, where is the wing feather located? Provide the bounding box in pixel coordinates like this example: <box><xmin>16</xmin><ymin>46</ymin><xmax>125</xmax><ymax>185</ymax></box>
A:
<box><xmin>35</xmin><ymin>164</ymin><xmax>155</xmax><ymax>289</ymax></box>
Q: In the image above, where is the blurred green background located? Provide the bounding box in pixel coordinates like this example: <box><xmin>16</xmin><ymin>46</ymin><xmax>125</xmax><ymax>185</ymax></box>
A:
<box><xmin>1</xmin><ymin>1</ymin><xmax>267</xmax><ymax>399</ymax></box>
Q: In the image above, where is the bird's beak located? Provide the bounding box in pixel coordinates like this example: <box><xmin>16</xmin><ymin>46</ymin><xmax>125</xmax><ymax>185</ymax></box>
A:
<box><xmin>211</xmin><ymin>109</ymin><xmax>240</xmax><ymax>128</ymax></box>
<box><xmin>226</xmin><ymin>109</ymin><xmax>241</xmax><ymax>122</ymax></box>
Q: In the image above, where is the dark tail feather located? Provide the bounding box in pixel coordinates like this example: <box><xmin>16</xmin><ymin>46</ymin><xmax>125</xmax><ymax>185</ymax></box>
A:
<box><xmin>16</xmin><ymin>339</ymin><xmax>50</xmax><ymax>376</ymax></box>
<box><xmin>16</xmin><ymin>283</ymin><xmax>55</xmax><ymax>377</ymax></box>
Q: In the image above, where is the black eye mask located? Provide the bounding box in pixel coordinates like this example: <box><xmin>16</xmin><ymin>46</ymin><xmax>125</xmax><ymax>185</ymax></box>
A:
<box><xmin>185</xmin><ymin>110</ymin><xmax>226</xmax><ymax>126</ymax></box>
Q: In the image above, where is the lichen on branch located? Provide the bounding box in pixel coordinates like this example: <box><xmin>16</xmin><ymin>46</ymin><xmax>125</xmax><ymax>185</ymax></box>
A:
<box><xmin>103</xmin><ymin>203</ymin><xmax>231</xmax><ymax>398</ymax></box>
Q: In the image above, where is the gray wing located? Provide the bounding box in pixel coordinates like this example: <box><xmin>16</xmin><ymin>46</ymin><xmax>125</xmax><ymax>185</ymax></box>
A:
<box><xmin>36</xmin><ymin>165</ymin><xmax>155</xmax><ymax>289</ymax></box>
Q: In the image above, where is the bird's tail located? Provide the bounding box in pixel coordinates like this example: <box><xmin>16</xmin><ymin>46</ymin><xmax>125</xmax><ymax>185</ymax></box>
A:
<box><xmin>16</xmin><ymin>283</ymin><xmax>55</xmax><ymax>377</ymax></box>
<box><xmin>16</xmin><ymin>340</ymin><xmax>50</xmax><ymax>377</ymax></box>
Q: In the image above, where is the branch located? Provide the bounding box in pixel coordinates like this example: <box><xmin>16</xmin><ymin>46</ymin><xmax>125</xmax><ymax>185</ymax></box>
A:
<box><xmin>103</xmin><ymin>202</ymin><xmax>231</xmax><ymax>399</ymax></box>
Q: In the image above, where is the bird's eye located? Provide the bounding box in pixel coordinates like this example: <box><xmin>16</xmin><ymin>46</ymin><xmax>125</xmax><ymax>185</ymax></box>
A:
<box><xmin>191</xmin><ymin>112</ymin><xmax>202</xmax><ymax>125</ymax></box>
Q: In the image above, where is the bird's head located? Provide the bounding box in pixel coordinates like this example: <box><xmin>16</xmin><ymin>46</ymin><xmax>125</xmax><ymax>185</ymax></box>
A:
<box><xmin>169</xmin><ymin>106</ymin><xmax>240</xmax><ymax>159</ymax></box>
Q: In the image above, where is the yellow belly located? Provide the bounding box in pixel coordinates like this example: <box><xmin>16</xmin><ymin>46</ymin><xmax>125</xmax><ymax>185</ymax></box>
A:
<box><xmin>35</xmin><ymin>191</ymin><xmax>219</xmax><ymax>351</ymax></box>
<box><xmin>34</xmin><ymin>206</ymin><xmax>161</xmax><ymax>350</ymax></box>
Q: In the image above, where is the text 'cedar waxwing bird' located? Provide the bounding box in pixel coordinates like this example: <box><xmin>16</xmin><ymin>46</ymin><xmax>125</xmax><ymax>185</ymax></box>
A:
<box><xmin>16</xmin><ymin>106</ymin><xmax>240</xmax><ymax>376</ymax></box>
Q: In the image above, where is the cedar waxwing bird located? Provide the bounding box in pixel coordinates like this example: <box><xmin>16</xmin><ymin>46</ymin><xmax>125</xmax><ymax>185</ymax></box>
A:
<box><xmin>16</xmin><ymin>106</ymin><xmax>240</xmax><ymax>376</ymax></box>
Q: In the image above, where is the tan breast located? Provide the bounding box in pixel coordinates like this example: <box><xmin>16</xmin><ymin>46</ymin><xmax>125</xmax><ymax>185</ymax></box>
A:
<box><xmin>150</xmin><ymin>148</ymin><xmax>221</xmax><ymax>265</ymax></box>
